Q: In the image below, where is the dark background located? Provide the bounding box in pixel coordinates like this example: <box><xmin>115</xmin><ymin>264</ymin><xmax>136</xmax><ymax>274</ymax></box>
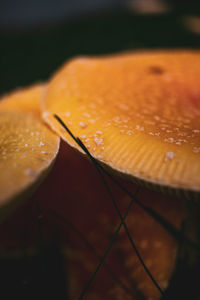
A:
<box><xmin>0</xmin><ymin>1</ymin><xmax>200</xmax><ymax>95</ymax></box>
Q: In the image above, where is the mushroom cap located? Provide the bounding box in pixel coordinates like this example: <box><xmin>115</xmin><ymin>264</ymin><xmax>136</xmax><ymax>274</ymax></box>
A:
<box><xmin>43</xmin><ymin>50</ymin><xmax>200</xmax><ymax>195</ymax></box>
<box><xmin>0</xmin><ymin>85</ymin><xmax>60</xmax><ymax>222</ymax></box>
<box><xmin>0</xmin><ymin>83</ymin><xmax>45</xmax><ymax>118</ymax></box>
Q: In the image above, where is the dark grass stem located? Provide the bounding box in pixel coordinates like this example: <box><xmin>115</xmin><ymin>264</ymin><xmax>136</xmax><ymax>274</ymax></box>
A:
<box><xmin>76</xmin><ymin>137</ymin><xmax>164</xmax><ymax>297</ymax></box>
<box><xmin>76</xmin><ymin>191</ymin><xmax>146</xmax><ymax>300</ymax></box>
<box><xmin>101</xmin><ymin>169</ymin><xmax>200</xmax><ymax>252</ymax></box>
<box><xmin>53</xmin><ymin>114</ymin><xmax>197</xmax><ymax>250</ymax></box>
<box><xmin>47</xmin><ymin>210</ymin><xmax>145</xmax><ymax>300</ymax></box>
<box><xmin>54</xmin><ymin>115</ymin><xmax>164</xmax><ymax>297</ymax></box>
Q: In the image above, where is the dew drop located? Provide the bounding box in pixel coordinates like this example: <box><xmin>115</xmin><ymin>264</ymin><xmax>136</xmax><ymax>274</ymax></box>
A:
<box><xmin>164</xmin><ymin>151</ymin><xmax>175</xmax><ymax>162</ymax></box>
<box><xmin>193</xmin><ymin>129</ymin><xmax>200</xmax><ymax>134</ymax></box>
<box><xmin>193</xmin><ymin>147</ymin><xmax>200</xmax><ymax>153</ymax></box>
<box><xmin>24</xmin><ymin>168</ymin><xmax>37</xmax><ymax>176</ymax></box>
<box><xmin>79</xmin><ymin>121</ymin><xmax>87</xmax><ymax>128</ymax></box>
<box><xmin>65</xmin><ymin>112</ymin><xmax>71</xmax><ymax>117</ymax></box>
<box><xmin>94</xmin><ymin>137</ymin><xmax>103</xmax><ymax>145</ymax></box>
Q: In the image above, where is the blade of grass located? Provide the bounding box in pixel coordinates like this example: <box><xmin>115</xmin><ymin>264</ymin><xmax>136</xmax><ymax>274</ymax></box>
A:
<box><xmin>54</xmin><ymin>114</ymin><xmax>164</xmax><ymax>297</ymax></box>
<box><xmin>47</xmin><ymin>210</ymin><xmax>145</xmax><ymax>300</ymax></box>
<box><xmin>101</xmin><ymin>169</ymin><xmax>200</xmax><ymax>252</ymax></box>
<box><xmin>54</xmin><ymin>113</ymin><xmax>197</xmax><ymax>250</ymax></box>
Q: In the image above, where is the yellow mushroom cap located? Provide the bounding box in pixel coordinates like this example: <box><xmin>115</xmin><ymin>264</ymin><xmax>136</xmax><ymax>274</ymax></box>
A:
<box><xmin>0</xmin><ymin>83</ymin><xmax>45</xmax><ymax>118</ymax></box>
<box><xmin>0</xmin><ymin>85</ymin><xmax>59</xmax><ymax>222</ymax></box>
<box><xmin>43</xmin><ymin>50</ymin><xmax>200</xmax><ymax>195</ymax></box>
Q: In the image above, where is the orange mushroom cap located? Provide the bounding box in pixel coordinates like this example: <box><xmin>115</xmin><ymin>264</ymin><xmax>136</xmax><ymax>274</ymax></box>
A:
<box><xmin>0</xmin><ymin>85</ymin><xmax>60</xmax><ymax>222</ymax></box>
<box><xmin>0</xmin><ymin>83</ymin><xmax>45</xmax><ymax>118</ymax></box>
<box><xmin>43</xmin><ymin>50</ymin><xmax>200</xmax><ymax>196</ymax></box>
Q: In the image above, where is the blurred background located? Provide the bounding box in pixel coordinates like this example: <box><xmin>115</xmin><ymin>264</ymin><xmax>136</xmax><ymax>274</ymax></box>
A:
<box><xmin>0</xmin><ymin>0</ymin><xmax>199</xmax><ymax>29</ymax></box>
<box><xmin>0</xmin><ymin>0</ymin><xmax>170</xmax><ymax>29</ymax></box>
<box><xmin>0</xmin><ymin>0</ymin><xmax>200</xmax><ymax>95</ymax></box>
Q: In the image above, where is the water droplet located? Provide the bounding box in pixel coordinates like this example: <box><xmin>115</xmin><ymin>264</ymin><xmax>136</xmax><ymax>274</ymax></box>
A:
<box><xmin>164</xmin><ymin>151</ymin><xmax>175</xmax><ymax>162</ymax></box>
<box><xmin>95</xmin><ymin>130</ymin><xmax>102</xmax><ymax>135</ymax></box>
<box><xmin>24</xmin><ymin>168</ymin><xmax>36</xmax><ymax>176</ymax></box>
<box><xmin>94</xmin><ymin>137</ymin><xmax>103</xmax><ymax>145</ymax></box>
<box><xmin>164</xmin><ymin>137</ymin><xmax>174</xmax><ymax>143</ymax></box>
<box><xmin>83</xmin><ymin>112</ymin><xmax>91</xmax><ymax>118</ymax></box>
<box><xmin>79</xmin><ymin>121</ymin><xmax>87</xmax><ymax>128</ymax></box>
<box><xmin>126</xmin><ymin>130</ymin><xmax>134</xmax><ymax>135</ymax></box>
<box><xmin>193</xmin><ymin>129</ymin><xmax>200</xmax><ymax>134</ymax></box>
<box><xmin>193</xmin><ymin>147</ymin><xmax>200</xmax><ymax>153</ymax></box>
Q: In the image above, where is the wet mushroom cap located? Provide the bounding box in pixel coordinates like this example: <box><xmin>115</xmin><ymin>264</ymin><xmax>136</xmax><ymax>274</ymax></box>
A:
<box><xmin>43</xmin><ymin>50</ymin><xmax>200</xmax><ymax>195</ymax></box>
<box><xmin>0</xmin><ymin>85</ymin><xmax>60</xmax><ymax>222</ymax></box>
<box><xmin>0</xmin><ymin>83</ymin><xmax>45</xmax><ymax>118</ymax></box>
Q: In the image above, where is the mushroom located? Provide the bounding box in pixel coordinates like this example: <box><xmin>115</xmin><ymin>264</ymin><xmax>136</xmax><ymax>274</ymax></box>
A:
<box><xmin>43</xmin><ymin>50</ymin><xmax>200</xmax><ymax>198</ymax></box>
<box><xmin>0</xmin><ymin>50</ymin><xmax>199</xmax><ymax>299</ymax></box>
<box><xmin>0</xmin><ymin>84</ymin><xmax>60</xmax><ymax>222</ymax></box>
<box><xmin>42</xmin><ymin>50</ymin><xmax>200</xmax><ymax>298</ymax></box>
